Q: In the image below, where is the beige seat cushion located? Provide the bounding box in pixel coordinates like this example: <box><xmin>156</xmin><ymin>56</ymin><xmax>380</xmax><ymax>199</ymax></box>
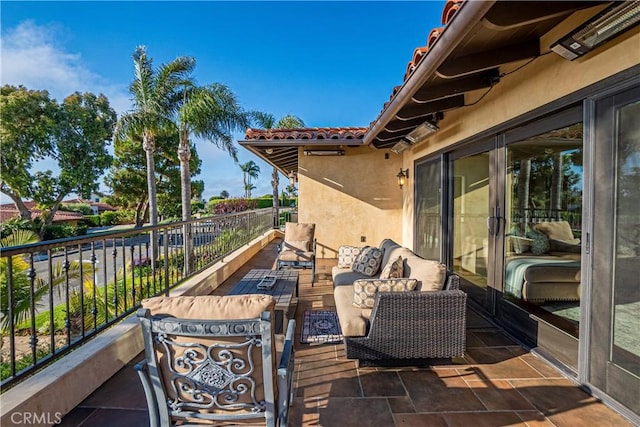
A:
<box><xmin>279</xmin><ymin>250</ymin><xmax>314</xmax><ymax>262</ymax></box>
<box><xmin>141</xmin><ymin>294</ymin><xmax>275</xmax><ymax>319</ymax></box>
<box><xmin>334</xmin><ymin>285</ymin><xmax>372</xmax><ymax>337</ymax></box>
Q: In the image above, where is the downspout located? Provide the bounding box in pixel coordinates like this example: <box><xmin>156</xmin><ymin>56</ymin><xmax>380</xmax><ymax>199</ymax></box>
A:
<box><xmin>363</xmin><ymin>0</ymin><xmax>496</xmax><ymax>146</ymax></box>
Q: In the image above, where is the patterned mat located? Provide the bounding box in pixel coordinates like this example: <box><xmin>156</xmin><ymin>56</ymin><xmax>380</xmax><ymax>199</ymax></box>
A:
<box><xmin>300</xmin><ymin>310</ymin><xmax>343</xmax><ymax>344</ymax></box>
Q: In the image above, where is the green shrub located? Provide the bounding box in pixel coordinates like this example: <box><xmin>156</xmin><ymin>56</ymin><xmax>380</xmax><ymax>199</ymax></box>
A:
<box><xmin>60</xmin><ymin>203</ymin><xmax>92</xmax><ymax>215</ymax></box>
<box><xmin>255</xmin><ymin>198</ymin><xmax>273</xmax><ymax>209</ymax></box>
<box><xmin>84</xmin><ymin>215</ymin><xmax>101</xmax><ymax>227</ymax></box>
<box><xmin>100</xmin><ymin>211</ymin><xmax>119</xmax><ymax>226</ymax></box>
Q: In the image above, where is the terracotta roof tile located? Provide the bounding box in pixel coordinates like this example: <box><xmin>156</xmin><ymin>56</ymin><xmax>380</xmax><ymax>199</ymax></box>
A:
<box><xmin>0</xmin><ymin>204</ymin><xmax>85</xmax><ymax>223</ymax></box>
<box><xmin>244</xmin><ymin>127</ymin><xmax>367</xmax><ymax>141</ymax></box>
<box><xmin>442</xmin><ymin>0</ymin><xmax>463</xmax><ymax>25</ymax></box>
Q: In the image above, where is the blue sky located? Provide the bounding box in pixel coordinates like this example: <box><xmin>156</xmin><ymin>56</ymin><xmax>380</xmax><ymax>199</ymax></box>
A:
<box><xmin>1</xmin><ymin>1</ymin><xmax>445</xmax><ymax>201</ymax></box>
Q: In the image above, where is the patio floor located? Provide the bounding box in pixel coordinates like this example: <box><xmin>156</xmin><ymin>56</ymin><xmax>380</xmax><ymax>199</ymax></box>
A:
<box><xmin>59</xmin><ymin>239</ymin><xmax>632</xmax><ymax>426</ymax></box>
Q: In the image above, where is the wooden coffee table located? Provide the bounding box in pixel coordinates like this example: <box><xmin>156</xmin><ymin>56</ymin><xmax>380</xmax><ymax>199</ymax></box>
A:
<box><xmin>227</xmin><ymin>269</ymin><xmax>299</xmax><ymax>333</ymax></box>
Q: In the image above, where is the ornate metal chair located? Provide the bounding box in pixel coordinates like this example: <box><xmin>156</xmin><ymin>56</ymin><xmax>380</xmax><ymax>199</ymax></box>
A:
<box><xmin>135</xmin><ymin>294</ymin><xmax>295</xmax><ymax>427</ymax></box>
<box><xmin>277</xmin><ymin>222</ymin><xmax>316</xmax><ymax>285</ymax></box>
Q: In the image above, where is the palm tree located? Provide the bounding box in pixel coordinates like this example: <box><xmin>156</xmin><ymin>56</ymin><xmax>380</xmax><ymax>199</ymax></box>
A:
<box><xmin>239</xmin><ymin>160</ymin><xmax>260</xmax><ymax>198</ymax></box>
<box><xmin>115</xmin><ymin>46</ymin><xmax>195</xmax><ymax>229</ymax></box>
<box><xmin>176</xmin><ymin>83</ymin><xmax>249</xmax><ymax>222</ymax></box>
<box><xmin>251</xmin><ymin>113</ymin><xmax>305</xmax><ymax>227</ymax></box>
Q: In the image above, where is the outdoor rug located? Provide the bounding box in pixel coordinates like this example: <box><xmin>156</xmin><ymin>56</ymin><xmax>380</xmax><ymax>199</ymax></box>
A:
<box><xmin>300</xmin><ymin>310</ymin><xmax>343</xmax><ymax>344</ymax></box>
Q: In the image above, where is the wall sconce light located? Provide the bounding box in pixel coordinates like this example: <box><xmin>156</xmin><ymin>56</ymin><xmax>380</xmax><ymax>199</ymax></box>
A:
<box><xmin>303</xmin><ymin>149</ymin><xmax>345</xmax><ymax>156</ymax></box>
<box><xmin>551</xmin><ymin>1</ymin><xmax>640</xmax><ymax>61</ymax></box>
<box><xmin>265</xmin><ymin>148</ymin><xmax>274</xmax><ymax>154</ymax></box>
<box><xmin>391</xmin><ymin>139</ymin><xmax>412</xmax><ymax>154</ymax></box>
<box><xmin>288</xmin><ymin>171</ymin><xmax>297</xmax><ymax>186</ymax></box>
<box><xmin>397</xmin><ymin>168</ymin><xmax>409</xmax><ymax>189</ymax></box>
<box><xmin>405</xmin><ymin>112</ymin><xmax>443</xmax><ymax>144</ymax></box>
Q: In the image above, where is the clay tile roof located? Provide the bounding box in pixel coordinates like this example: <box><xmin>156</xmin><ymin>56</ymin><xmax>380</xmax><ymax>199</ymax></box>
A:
<box><xmin>244</xmin><ymin>127</ymin><xmax>368</xmax><ymax>141</ymax></box>
<box><xmin>0</xmin><ymin>203</ymin><xmax>85</xmax><ymax>223</ymax></box>
<box><xmin>441</xmin><ymin>0</ymin><xmax>463</xmax><ymax>25</ymax></box>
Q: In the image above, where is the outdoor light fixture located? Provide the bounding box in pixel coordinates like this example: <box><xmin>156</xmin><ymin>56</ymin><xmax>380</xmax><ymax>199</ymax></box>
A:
<box><xmin>405</xmin><ymin>112</ymin><xmax>444</xmax><ymax>144</ymax></box>
<box><xmin>397</xmin><ymin>168</ymin><xmax>409</xmax><ymax>189</ymax></box>
<box><xmin>303</xmin><ymin>149</ymin><xmax>345</xmax><ymax>156</ymax></box>
<box><xmin>288</xmin><ymin>171</ymin><xmax>297</xmax><ymax>186</ymax></box>
<box><xmin>391</xmin><ymin>139</ymin><xmax>412</xmax><ymax>154</ymax></box>
<box><xmin>551</xmin><ymin>1</ymin><xmax>640</xmax><ymax>61</ymax></box>
<box><xmin>265</xmin><ymin>148</ymin><xmax>274</xmax><ymax>154</ymax></box>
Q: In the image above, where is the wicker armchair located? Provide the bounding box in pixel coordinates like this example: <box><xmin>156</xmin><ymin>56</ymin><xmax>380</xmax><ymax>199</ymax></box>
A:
<box><xmin>345</xmin><ymin>274</ymin><xmax>466</xmax><ymax>366</ymax></box>
<box><xmin>135</xmin><ymin>295</ymin><xmax>295</xmax><ymax>427</ymax></box>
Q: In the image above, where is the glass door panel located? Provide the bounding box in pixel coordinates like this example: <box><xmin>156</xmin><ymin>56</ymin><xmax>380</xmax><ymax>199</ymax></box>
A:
<box><xmin>503</xmin><ymin>124</ymin><xmax>583</xmax><ymax>338</ymax></box>
<box><xmin>590</xmin><ymin>85</ymin><xmax>640</xmax><ymax>419</ymax></box>
<box><xmin>415</xmin><ymin>158</ymin><xmax>442</xmax><ymax>261</ymax></box>
<box><xmin>452</xmin><ymin>152</ymin><xmax>490</xmax><ymax>298</ymax></box>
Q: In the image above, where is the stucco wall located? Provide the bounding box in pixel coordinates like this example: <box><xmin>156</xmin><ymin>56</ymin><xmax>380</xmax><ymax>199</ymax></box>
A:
<box><xmin>298</xmin><ymin>146</ymin><xmax>403</xmax><ymax>258</ymax></box>
<box><xmin>401</xmin><ymin>23</ymin><xmax>640</xmax><ymax>248</ymax></box>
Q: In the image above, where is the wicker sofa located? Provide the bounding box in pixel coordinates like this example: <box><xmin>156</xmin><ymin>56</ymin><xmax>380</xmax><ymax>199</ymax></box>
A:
<box><xmin>332</xmin><ymin>239</ymin><xmax>467</xmax><ymax>366</ymax></box>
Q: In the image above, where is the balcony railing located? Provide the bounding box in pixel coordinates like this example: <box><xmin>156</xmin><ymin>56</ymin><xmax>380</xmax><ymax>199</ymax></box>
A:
<box><xmin>0</xmin><ymin>208</ymin><xmax>274</xmax><ymax>389</ymax></box>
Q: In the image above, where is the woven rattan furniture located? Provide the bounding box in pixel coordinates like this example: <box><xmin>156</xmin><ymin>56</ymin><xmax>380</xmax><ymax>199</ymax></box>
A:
<box><xmin>344</xmin><ymin>274</ymin><xmax>466</xmax><ymax>366</ymax></box>
<box><xmin>135</xmin><ymin>295</ymin><xmax>295</xmax><ymax>427</ymax></box>
<box><xmin>277</xmin><ymin>222</ymin><xmax>317</xmax><ymax>286</ymax></box>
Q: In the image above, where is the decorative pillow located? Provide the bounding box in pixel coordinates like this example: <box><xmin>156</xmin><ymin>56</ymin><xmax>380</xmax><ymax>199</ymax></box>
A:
<box><xmin>526</xmin><ymin>229</ymin><xmax>550</xmax><ymax>255</ymax></box>
<box><xmin>352</xmin><ymin>278</ymin><xmax>418</xmax><ymax>308</ymax></box>
<box><xmin>510</xmin><ymin>236</ymin><xmax>532</xmax><ymax>254</ymax></box>
<box><xmin>379</xmin><ymin>256</ymin><xmax>404</xmax><ymax>279</ymax></box>
<box><xmin>338</xmin><ymin>245</ymin><xmax>362</xmax><ymax>268</ymax></box>
<box><xmin>351</xmin><ymin>246</ymin><xmax>384</xmax><ymax>277</ymax></box>
<box><xmin>284</xmin><ymin>239</ymin><xmax>309</xmax><ymax>252</ymax></box>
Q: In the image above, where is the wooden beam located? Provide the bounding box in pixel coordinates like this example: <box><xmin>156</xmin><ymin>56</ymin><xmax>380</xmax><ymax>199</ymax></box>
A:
<box><xmin>395</xmin><ymin>95</ymin><xmax>465</xmax><ymax>121</ymax></box>
<box><xmin>412</xmin><ymin>70</ymin><xmax>499</xmax><ymax>103</ymax></box>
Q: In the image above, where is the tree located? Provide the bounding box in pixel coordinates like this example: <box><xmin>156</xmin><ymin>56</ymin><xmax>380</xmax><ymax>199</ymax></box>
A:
<box><xmin>0</xmin><ymin>85</ymin><xmax>57</xmax><ymax>220</ymax></box>
<box><xmin>220</xmin><ymin>190</ymin><xmax>229</xmax><ymax>199</ymax></box>
<box><xmin>115</xmin><ymin>46</ymin><xmax>195</xmax><ymax>229</ymax></box>
<box><xmin>176</xmin><ymin>83</ymin><xmax>249</xmax><ymax>221</ymax></box>
<box><xmin>239</xmin><ymin>160</ymin><xmax>260</xmax><ymax>198</ymax></box>
<box><xmin>250</xmin><ymin>113</ymin><xmax>305</xmax><ymax>227</ymax></box>
<box><xmin>0</xmin><ymin>86</ymin><xmax>116</xmax><ymax>236</ymax></box>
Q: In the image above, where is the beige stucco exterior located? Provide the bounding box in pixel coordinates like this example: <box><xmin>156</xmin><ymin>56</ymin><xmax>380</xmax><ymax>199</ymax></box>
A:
<box><xmin>400</xmin><ymin>24</ymin><xmax>640</xmax><ymax>249</ymax></box>
<box><xmin>297</xmin><ymin>145</ymin><xmax>403</xmax><ymax>257</ymax></box>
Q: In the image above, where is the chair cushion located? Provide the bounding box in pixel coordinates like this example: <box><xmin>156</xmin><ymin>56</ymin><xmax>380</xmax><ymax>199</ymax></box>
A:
<box><xmin>338</xmin><ymin>245</ymin><xmax>362</xmax><ymax>268</ymax></box>
<box><xmin>379</xmin><ymin>255</ymin><xmax>404</xmax><ymax>279</ymax></box>
<box><xmin>334</xmin><ymin>285</ymin><xmax>371</xmax><ymax>337</ymax></box>
<box><xmin>526</xmin><ymin>229</ymin><xmax>550</xmax><ymax>255</ymax></box>
<box><xmin>141</xmin><ymin>294</ymin><xmax>275</xmax><ymax>319</ymax></box>
<box><xmin>398</xmin><ymin>248</ymin><xmax>447</xmax><ymax>291</ymax></box>
<box><xmin>284</xmin><ymin>239</ymin><xmax>309</xmax><ymax>252</ymax></box>
<box><xmin>284</xmin><ymin>222</ymin><xmax>315</xmax><ymax>243</ymax></box>
<box><xmin>379</xmin><ymin>239</ymin><xmax>402</xmax><ymax>269</ymax></box>
<box><xmin>332</xmin><ymin>266</ymin><xmax>370</xmax><ymax>287</ymax></box>
<box><xmin>351</xmin><ymin>246</ymin><xmax>384</xmax><ymax>277</ymax></box>
<box><xmin>279</xmin><ymin>250</ymin><xmax>314</xmax><ymax>262</ymax></box>
<box><xmin>352</xmin><ymin>278</ymin><xmax>418</xmax><ymax>308</ymax></box>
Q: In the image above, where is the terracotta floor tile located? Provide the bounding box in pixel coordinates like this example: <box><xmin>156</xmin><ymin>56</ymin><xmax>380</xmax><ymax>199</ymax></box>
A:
<box><xmin>387</xmin><ymin>396</ymin><xmax>415</xmax><ymax>413</ymax></box>
<box><xmin>57</xmin><ymin>408</ymin><xmax>95</xmax><ymax>427</ymax></box>
<box><xmin>511</xmin><ymin>379</ymin><xmax>634</xmax><ymax>426</ymax></box>
<box><xmin>399</xmin><ymin>369</ymin><xmax>486</xmax><ymax>412</ymax></box>
<box><xmin>76</xmin><ymin>409</ymin><xmax>149</xmax><ymax>427</ymax></box>
<box><xmin>392</xmin><ymin>413</ymin><xmax>449</xmax><ymax>427</ymax></box>
<box><xmin>288</xmin><ymin>397</ymin><xmax>321</xmax><ymax>426</ymax></box>
<box><xmin>465</xmin><ymin>379</ymin><xmax>536</xmax><ymax>410</ymax></box>
<box><xmin>515</xmin><ymin>411</ymin><xmax>556</xmax><ymax>426</ymax></box>
<box><xmin>318</xmin><ymin>398</ymin><xmax>394</xmax><ymax>427</ymax></box>
<box><xmin>359</xmin><ymin>370</ymin><xmax>406</xmax><ymax>397</ymax></box>
<box><xmin>77</xmin><ymin>364</ymin><xmax>146</xmax><ymax>410</ymax></box>
<box><xmin>519</xmin><ymin>354</ymin><xmax>566</xmax><ymax>378</ymax></box>
<box><xmin>443</xmin><ymin>411</ymin><xmax>527</xmax><ymax>426</ymax></box>
<box><xmin>460</xmin><ymin>354</ymin><xmax>545</xmax><ymax>380</ymax></box>
<box><xmin>472</xmin><ymin>330</ymin><xmax>518</xmax><ymax>347</ymax></box>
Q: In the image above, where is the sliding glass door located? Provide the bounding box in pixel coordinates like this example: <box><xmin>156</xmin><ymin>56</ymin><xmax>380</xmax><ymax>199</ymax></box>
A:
<box><xmin>587</xmin><ymin>84</ymin><xmax>640</xmax><ymax>420</ymax></box>
<box><xmin>414</xmin><ymin>157</ymin><xmax>442</xmax><ymax>261</ymax></box>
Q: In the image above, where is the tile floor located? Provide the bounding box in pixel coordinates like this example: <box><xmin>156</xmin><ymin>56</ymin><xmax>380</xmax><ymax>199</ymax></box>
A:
<box><xmin>60</xmin><ymin>239</ymin><xmax>633</xmax><ymax>426</ymax></box>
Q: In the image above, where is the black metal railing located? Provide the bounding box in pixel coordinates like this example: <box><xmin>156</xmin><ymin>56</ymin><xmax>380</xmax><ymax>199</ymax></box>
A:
<box><xmin>0</xmin><ymin>208</ymin><xmax>273</xmax><ymax>389</ymax></box>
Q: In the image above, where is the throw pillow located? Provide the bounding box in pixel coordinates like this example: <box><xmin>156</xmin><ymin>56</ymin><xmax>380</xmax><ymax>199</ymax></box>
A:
<box><xmin>535</xmin><ymin>221</ymin><xmax>574</xmax><ymax>241</ymax></box>
<box><xmin>352</xmin><ymin>278</ymin><xmax>418</xmax><ymax>309</ymax></box>
<box><xmin>526</xmin><ymin>229</ymin><xmax>550</xmax><ymax>255</ymax></box>
<box><xmin>284</xmin><ymin>239</ymin><xmax>309</xmax><ymax>252</ymax></box>
<box><xmin>549</xmin><ymin>238</ymin><xmax>581</xmax><ymax>253</ymax></box>
<box><xmin>379</xmin><ymin>255</ymin><xmax>404</xmax><ymax>279</ymax></box>
<box><xmin>338</xmin><ymin>245</ymin><xmax>362</xmax><ymax>269</ymax></box>
<box><xmin>351</xmin><ymin>246</ymin><xmax>384</xmax><ymax>277</ymax></box>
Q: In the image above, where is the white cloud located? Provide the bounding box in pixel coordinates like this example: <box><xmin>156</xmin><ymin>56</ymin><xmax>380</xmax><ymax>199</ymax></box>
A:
<box><xmin>0</xmin><ymin>20</ymin><xmax>130</xmax><ymax>114</ymax></box>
